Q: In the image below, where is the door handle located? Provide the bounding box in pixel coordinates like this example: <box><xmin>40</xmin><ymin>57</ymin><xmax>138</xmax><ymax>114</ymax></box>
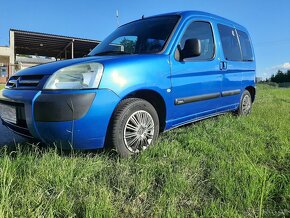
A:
<box><xmin>220</xmin><ymin>61</ymin><xmax>227</xmax><ymax>70</ymax></box>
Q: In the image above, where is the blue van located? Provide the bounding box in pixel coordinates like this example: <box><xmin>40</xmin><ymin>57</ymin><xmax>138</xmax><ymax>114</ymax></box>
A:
<box><xmin>0</xmin><ymin>11</ymin><xmax>255</xmax><ymax>157</ymax></box>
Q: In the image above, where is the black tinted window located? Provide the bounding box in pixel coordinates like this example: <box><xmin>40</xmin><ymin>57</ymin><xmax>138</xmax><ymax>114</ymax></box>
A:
<box><xmin>179</xmin><ymin>21</ymin><xmax>215</xmax><ymax>60</ymax></box>
<box><xmin>89</xmin><ymin>16</ymin><xmax>179</xmax><ymax>56</ymax></box>
<box><xmin>237</xmin><ymin>30</ymin><xmax>254</xmax><ymax>61</ymax></box>
<box><xmin>218</xmin><ymin>24</ymin><xmax>242</xmax><ymax>61</ymax></box>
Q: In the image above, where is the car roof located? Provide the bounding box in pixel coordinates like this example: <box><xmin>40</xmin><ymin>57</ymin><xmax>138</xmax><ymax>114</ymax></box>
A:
<box><xmin>148</xmin><ymin>11</ymin><xmax>247</xmax><ymax>32</ymax></box>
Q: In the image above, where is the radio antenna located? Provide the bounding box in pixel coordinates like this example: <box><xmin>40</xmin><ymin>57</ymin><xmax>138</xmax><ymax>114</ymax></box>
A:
<box><xmin>116</xmin><ymin>10</ymin><xmax>120</xmax><ymax>27</ymax></box>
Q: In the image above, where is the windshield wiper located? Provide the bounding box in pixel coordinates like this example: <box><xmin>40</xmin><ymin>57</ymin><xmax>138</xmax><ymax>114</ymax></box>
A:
<box><xmin>92</xmin><ymin>51</ymin><xmax>132</xmax><ymax>56</ymax></box>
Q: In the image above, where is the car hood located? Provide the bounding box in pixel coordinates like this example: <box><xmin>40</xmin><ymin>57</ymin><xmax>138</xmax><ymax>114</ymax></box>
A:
<box><xmin>14</xmin><ymin>55</ymin><xmax>133</xmax><ymax>76</ymax></box>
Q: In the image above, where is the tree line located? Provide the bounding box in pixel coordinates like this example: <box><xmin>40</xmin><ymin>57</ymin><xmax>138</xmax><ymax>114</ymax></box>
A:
<box><xmin>270</xmin><ymin>70</ymin><xmax>290</xmax><ymax>83</ymax></box>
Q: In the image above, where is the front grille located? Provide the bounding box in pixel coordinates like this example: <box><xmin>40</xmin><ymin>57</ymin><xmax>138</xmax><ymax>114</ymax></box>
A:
<box><xmin>5</xmin><ymin>75</ymin><xmax>45</xmax><ymax>90</ymax></box>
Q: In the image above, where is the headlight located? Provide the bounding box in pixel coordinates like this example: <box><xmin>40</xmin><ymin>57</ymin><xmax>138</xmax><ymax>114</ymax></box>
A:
<box><xmin>44</xmin><ymin>63</ymin><xmax>104</xmax><ymax>90</ymax></box>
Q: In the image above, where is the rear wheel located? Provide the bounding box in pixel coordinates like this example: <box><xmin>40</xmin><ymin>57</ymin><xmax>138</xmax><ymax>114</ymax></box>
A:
<box><xmin>236</xmin><ymin>90</ymin><xmax>252</xmax><ymax>116</ymax></box>
<box><xmin>110</xmin><ymin>98</ymin><xmax>159</xmax><ymax>157</ymax></box>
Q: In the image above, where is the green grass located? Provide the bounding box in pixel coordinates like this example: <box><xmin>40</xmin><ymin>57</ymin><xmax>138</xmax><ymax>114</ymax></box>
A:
<box><xmin>0</xmin><ymin>84</ymin><xmax>289</xmax><ymax>217</ymax></box>
<box><xmin>0</xmin><ymin>84</ymin><xmax>4</xmax><ymax>90</ymax></box>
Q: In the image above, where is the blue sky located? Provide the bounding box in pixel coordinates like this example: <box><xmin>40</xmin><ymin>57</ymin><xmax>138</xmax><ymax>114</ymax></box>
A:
<box><xmin>1</xmin><ymin>0</ymin><xmax>290</xmax><ymax>78</ymax></box>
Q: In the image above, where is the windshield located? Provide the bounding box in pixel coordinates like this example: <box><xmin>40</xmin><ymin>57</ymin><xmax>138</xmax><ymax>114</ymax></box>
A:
<box><xmin>89</xmin><ymin>15</ymin><xmax>180</xmax><ymax>56</ymax></box>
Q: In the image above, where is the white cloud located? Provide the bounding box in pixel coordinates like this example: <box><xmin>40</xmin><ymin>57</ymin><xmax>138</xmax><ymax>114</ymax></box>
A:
<box><xmin>282</xmin><ymin>62</ymin><xmax>290</xmax><ymax>69</ymax></box>
<box><xmin>268</xmin><ymin>62</ymin><xmax>290</xmax><ymax>71</ymax></box>
<box><xmin>260</xmin><ymin>62</ymin><xmax>290</xmax><ymax>79</ymax></box>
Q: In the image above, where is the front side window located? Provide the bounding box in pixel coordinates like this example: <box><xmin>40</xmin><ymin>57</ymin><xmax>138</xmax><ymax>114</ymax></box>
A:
<box><xmin>178</xmin><ymin>21</ymin><xmax>215</xmax><ymax>61</ymax></box>
<box><xmin>110</xmin><ymin>36</ymin><xmax>137</xmax><ymax>54</ymax></box>
<box><xmin>218</xmin><ymin>24</ymin><xmax>242</xmax><ymax>61</ymax></box>
<box><xmin>89</xmin><ymin>16</ymin><xmax>179</xmax><ymax>56</ymax></box>
<box><xmin>237</xmin><ymin>30</ymin><xmax>254</xmax><ymax>61</ymax></box>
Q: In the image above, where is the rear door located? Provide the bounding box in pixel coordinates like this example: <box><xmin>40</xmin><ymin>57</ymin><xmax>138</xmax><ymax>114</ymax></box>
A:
<box><xmin>170</xmin><ymin>20</ymin><xmax>222</xmax><ymax>125</ymax></box>
<box><xmin>217</xmin><ymin>24</ymin><xmax>255</xmax><ymax>111</ymax></box>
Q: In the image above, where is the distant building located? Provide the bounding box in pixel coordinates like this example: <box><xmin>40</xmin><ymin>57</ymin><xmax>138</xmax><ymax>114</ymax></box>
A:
<box><xmin>0</xmin><ymin>29</ymin><xmax>100</xmax><ymax>83</ymax></box>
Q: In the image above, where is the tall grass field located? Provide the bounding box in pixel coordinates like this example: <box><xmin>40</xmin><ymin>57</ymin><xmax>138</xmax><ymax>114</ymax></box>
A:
<box><xmin>0</xmin><ymin>84</ymin><xmax>289</xmax><ymax>217</ymax></box>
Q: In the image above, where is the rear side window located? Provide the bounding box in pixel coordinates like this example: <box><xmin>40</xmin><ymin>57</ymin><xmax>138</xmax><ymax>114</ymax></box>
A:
<box><xmin>179</xmin><ymin>21</ymin><xmax>215</xmax><ymax>61</ymax></box>
<box><xmin>218</xmin><ymin>24</ymin><xmax>242</xmax><ymax>61</ymax></box>
<box><xmin>237</xmin><ymin>30</ymin><xmax>254</xmax><ymax>61</ymax></box>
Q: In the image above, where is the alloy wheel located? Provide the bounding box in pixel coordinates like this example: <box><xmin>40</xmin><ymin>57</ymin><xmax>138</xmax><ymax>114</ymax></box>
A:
<box><xmin>123</xmin><ymin>110</ymin><xmax>155</xmax><ymax>153</ymax></box>
<box><xmin>242</xmin><ymin>95</ymin><xmax>251</xmax><ymax>115</ymax></box>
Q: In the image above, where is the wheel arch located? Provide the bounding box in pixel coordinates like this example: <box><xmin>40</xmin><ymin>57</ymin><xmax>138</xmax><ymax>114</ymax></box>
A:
<box><xmin>104</xmin><ymin>89</ymin><xmax>167</xmax><ymax>149</ymax></box>
<box><xmin>245</xmin><ymin>86</ymin><xmax>256</xmax><ymax>102</ymax></box>
<box><xmin>107</xmin><ymin>89</ymin><xmax>167</xmax><ymax>133</ymax></box>
<box><xmin>122</xmin><ymin>89</ymin><xmax>167</xmax><ymax>132</ymax></box>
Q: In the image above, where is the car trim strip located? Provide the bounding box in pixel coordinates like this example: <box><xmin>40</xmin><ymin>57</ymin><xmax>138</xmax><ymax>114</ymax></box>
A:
<box><xmin>221</xmin><ymin>89</ymin><xmax>241</xmax><ymax>97</ymax></box>
<box><xmin>175</xmin><ymin>89</ymin><xmax>241</xmax><ymax>105</ymax></box>
<box><xmin>175</xmin><ymin>92</ymin><xmax>221</xmax><ymax>105</ymax></box>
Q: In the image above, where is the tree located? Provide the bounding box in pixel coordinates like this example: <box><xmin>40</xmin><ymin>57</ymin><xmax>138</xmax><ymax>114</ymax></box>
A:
<box><xmin>270</xmin><ymin>70</ymin><xmax>288</xmax><ymax>83</ymax></box>
<box><xmin>120</xmin><ymin>38</ymin><xmax>136</xmax><ymax>54</ymax></box>
<box><xmin>287</xmin><ymin>70</ymin><xmax>290</xmax><ymax>82</ymax></box>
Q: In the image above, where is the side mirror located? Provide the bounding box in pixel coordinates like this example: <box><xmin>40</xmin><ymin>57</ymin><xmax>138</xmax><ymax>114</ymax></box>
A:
<box><xmin>181</xmin><ymin>38</ymin><xmax>201</xmax><ymax>60</ymax></box>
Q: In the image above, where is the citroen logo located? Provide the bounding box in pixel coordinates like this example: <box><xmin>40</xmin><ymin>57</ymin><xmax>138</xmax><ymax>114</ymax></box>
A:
<box><xmin>9</xmin><ymin>77</ymin><xmax>21</xmax><ymax>88</ymax></box>
<box><xmin>15</xmin><ymin>77</ymin><xmax>21</xmax><ymax>88</ymax></box>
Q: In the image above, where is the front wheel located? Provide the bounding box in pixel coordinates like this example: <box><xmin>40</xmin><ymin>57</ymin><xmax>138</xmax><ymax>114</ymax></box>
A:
<box><xmin>236</xmin><ymin>90</ymin><xmax>252</xmax><ymax>116</ymax></box>
<box><xmin>110</xmin><ymin>98</ymin><xmax>159</xmax><ymax>157</ymax></box>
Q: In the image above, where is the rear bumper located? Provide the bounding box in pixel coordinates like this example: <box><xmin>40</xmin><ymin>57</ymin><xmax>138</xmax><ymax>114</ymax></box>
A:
<box><xmin>0</xmin><ymin>89</ymin><xmax>120</xmax><ymax>149</ymax></box>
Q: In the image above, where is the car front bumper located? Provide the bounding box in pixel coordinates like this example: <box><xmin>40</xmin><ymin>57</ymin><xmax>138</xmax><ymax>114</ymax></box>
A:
<box><xmin>0</xmin><ymin>88</ymin><xmax>120</xmax><ymax>149</ymax></box>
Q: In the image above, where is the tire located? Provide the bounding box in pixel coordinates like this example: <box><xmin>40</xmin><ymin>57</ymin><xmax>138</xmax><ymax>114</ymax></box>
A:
<box><xmin>110</xmin><ymin>98</ymin><xmax>159</xmax><ymax>157</ymax></box>
<box><xmin>236</xmin><ymin>90</ymin><xmax>252</xmax><ymax>116</ymax></box>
